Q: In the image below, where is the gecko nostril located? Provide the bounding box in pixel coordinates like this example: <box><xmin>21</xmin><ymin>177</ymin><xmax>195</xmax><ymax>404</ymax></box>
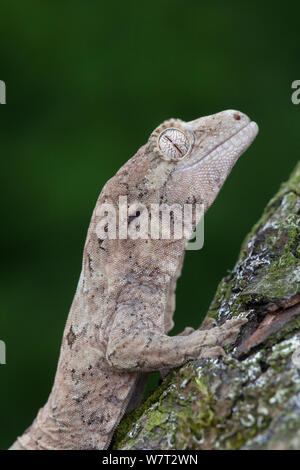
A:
<box><xmin>233</xmin><ymin>113</ymin><xmax>241</xmax><ymax>121</ymax></box>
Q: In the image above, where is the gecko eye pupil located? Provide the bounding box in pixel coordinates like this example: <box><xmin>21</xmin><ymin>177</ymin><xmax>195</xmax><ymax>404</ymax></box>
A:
<box><xmin>158</xmin><ymin>128</ymin><xmax>192</xmax><ymax>161</ymax></box>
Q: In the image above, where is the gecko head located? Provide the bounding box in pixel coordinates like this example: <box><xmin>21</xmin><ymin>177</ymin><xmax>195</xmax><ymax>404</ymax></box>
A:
<box><xmin>150</xmin><ymin>109</ymin><xmax>258</xmax><ymax>211</ymax></box>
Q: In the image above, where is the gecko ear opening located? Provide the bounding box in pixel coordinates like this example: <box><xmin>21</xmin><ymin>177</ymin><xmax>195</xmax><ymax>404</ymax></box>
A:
<box><xmin>150</xmin><ymin>119</ymin><xmax>194</xmax><ymax>161</ymax></box>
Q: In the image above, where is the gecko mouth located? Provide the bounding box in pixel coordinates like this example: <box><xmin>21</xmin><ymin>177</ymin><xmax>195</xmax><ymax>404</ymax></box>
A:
<box><xmin>174</xmin><ymin>121</ymin><xmax>259</xmax><ymax>173</ymax></box>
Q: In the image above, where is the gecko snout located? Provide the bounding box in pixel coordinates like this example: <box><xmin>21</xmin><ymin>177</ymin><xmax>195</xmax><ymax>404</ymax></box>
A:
<box><xmin>224</xmin><ymin>109</ymin><xmax>251</xmax><ymax>127</ymax></box>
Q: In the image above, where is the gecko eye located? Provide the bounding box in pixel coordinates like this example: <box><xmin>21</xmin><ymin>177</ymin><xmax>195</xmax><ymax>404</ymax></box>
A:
<box><xmin>151</xmin><ymin>120</ymin><xmax>194</xmax><ymax>161</ymax></box>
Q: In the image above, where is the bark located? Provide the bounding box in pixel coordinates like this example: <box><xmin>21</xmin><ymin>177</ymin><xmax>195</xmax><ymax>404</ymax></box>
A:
<box><xmin>112</xmin><ymin>162</ymin><xmax>300</xmax><ymax>450</ymax></box>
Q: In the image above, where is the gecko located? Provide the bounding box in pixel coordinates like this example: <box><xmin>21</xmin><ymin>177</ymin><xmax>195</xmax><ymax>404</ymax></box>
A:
<box><xmin>10</xmin><ymin>109</ymin><xmax>258</xmax><ymax>450</ymax></box>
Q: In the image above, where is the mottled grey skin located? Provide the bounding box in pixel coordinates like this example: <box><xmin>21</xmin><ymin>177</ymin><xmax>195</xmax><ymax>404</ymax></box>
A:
<box><xmin>10</xmin><ymin>110</ymin><xmax>258</xmax><ymax>450</ymax></box>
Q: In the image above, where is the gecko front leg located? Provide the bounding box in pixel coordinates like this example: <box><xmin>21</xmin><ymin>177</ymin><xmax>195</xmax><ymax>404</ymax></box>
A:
<box><xmin>106</xmin><ymin>294</ymin><xmax>246</xmax><ymax>372</ymax></box>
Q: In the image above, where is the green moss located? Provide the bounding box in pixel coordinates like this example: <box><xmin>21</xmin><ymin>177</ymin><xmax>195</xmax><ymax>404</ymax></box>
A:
<box><xmin>112</xmin><ymin>371</ymin><xmax>175</xmax><ymax>449</ymax></box>
<box><xmin>207</xmin><ymin>166</ymin><xmax>300</xmax><ymax>325</ymax></box>
<box><xmin>147</xmin><ymin>410</ymin><xmax>169</xmax><ymax>430</ymax></box>
<box><xmin>175</xmin><ymin>374</ymin><xmax>215</xmax><ymax>449</ymax></box>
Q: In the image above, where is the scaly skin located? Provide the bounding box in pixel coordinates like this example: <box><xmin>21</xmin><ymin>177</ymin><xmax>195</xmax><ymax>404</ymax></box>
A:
<box><xmin>10</xmin><ymin>110</ymin><xmax>258</xmax><ymax>450</ymax></box>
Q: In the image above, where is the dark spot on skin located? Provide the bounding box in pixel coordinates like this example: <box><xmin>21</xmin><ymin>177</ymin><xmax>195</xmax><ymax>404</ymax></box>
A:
<box><xmin>87</xmin><ymin>253</ymin><xmax>93</xmax><ymax>272</ymax></box>
<box><xmin>233</xmin><ymin>113</ymin><xmax>241</xmax><ymax>120</ymax></box>
<box><xmin>75</xmin><ymin>391</ymin><xmax>90</xmax><ymax>403</ymax></box>
<box><xmin>67</xmin><ymin>327</ymin><xmax>76</xmax><ymax>348</ymax></box>
<box><xmin>128</xmin><ymin>210</ymin><xmax>141</xmax><ymax>225</ymax></box>
<box><xmin>98</xmin><ymin>239</ymin><xmax>106</xmax><ymax>251</ymax></box>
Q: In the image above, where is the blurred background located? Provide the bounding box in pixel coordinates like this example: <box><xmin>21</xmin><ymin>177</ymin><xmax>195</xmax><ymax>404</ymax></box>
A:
<box><xmin>0</xmin><ymin>0</ymin><xmax>299</xmax><ymax>449</ymax></box>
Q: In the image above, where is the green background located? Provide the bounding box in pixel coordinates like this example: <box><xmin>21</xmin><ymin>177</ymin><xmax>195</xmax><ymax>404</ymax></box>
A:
<box><xmin>0</xmin><ymin>0</ymin><xmax>299</xmax><ymax>449</ymax></box>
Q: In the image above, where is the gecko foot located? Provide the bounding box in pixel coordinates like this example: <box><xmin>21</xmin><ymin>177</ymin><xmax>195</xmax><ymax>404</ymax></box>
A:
<box><xmin>192</xmin><ymin>316</ymin><xmax>246</xmax><ymax>350</ymax></box>
<box><xmin>196</xmin><ymin>317</ymin><xmax>247</xmax><ymax>359</ymax></box>
<box><xmin>218</xmin><ymin>317</ymin><xmax>247</xmax><ymax>345</ymax></box>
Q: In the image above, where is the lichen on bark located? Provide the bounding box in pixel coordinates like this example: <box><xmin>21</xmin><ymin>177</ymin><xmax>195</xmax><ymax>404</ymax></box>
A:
<box><xmin>112</xmin><ymin>162</ymin><xmax>300</xmax><ymax>450</ymax></box>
